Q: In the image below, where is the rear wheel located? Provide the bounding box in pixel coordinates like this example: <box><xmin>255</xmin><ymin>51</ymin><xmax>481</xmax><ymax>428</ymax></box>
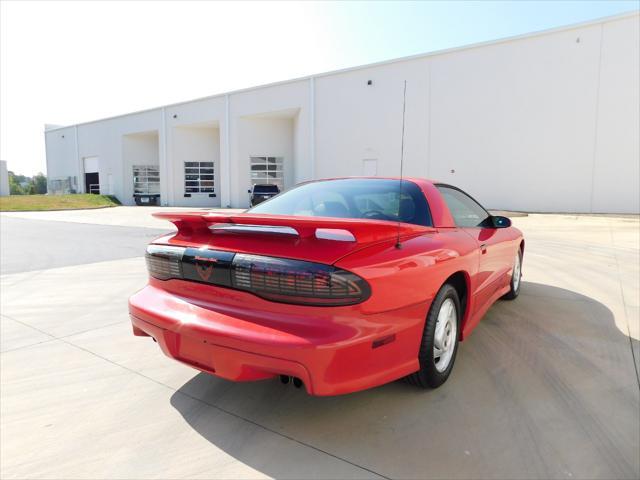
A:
<box><xmin>502</xmin><ymin>249</ymin><xmax>522</xmax><ymax>300</ymax></box>
<box><xmin>406</xmin><ymin>284</ymin><xmax>460</xmax><ymax>388</ymax></box>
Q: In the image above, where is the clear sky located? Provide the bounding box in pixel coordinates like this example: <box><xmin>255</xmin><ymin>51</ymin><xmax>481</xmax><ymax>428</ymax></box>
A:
<box><xmin>1</xmin><ymin>0</ymin><xmax>637</xmax><ymax>176</ymax></box>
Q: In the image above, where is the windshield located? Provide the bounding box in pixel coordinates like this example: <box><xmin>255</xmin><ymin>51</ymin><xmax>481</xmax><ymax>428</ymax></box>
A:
<box><xmin>253</xmin><ymin>185</ymin><xmax>280</xmax><ymax>194</ymax></box>
<box><xmin>248</xmin><ymin>178</ymin><xmax>432</xmax><ymax>226</ymax></box>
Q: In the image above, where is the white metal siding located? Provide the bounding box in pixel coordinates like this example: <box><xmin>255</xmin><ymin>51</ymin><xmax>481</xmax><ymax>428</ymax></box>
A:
<box><xmin>43</xmin><ymin>13</ymin><xmax>640</xmax><ymax>213</ymax></box>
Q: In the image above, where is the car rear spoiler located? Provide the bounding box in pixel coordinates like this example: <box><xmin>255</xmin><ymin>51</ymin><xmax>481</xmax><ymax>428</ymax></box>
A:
<box><xmin>152</xmin><ymin>212</ymin><xmax>433</xmax><ymax>244</ymax></box>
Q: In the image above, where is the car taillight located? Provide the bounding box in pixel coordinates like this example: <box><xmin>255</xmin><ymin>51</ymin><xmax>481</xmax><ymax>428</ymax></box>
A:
<box><xmin>145</xmin><ymin>245</ymin><xmax>370</xmax><ymax>306</ymax></box>
<box><xmin>146</xmin><ymin>245</ymin><xmax>184</xmax><ymax>280</ymax></box>
<box><xmin>231</xmin><ymin>254</ymin><xmax>370</xmax><ymax>306</ymax></box>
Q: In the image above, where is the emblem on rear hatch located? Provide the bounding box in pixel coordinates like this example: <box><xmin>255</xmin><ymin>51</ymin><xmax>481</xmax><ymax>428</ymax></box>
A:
<box><xmin>194</xmin><ymin>256</ymin><xmax>218</xmax><ymax>282</ymax></box>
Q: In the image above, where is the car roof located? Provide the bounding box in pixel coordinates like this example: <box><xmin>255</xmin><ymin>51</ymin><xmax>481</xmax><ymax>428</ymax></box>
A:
<box><xmin>306</xmin><ymin>176</ymin><xmax>436</xmax><ymax>184</ymax></box>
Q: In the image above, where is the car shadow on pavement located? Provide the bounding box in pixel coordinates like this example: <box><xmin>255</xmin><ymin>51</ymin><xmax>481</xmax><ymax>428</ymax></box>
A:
<box><xmin>169</xmin><ymin>281</ymin><xmax>640</xmax><ymax>480</ymax></box>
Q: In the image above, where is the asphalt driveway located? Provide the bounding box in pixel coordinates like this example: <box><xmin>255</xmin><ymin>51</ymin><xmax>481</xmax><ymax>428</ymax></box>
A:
<box><xmin>0</xmin><ymin>216</ymin><xmax>169</xmax><ymax>274</ymax></box>
<box><xmin>1</xmin><ymin>208</ymin><xmax>638</xmax><ymax>479</ymax></box>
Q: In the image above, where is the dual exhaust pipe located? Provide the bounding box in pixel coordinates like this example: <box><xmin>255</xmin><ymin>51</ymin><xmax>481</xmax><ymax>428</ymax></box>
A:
<box><xmin>280</xmin><ymin>375</ymin><xmax>303</xmax><ymax>389</ymax></box>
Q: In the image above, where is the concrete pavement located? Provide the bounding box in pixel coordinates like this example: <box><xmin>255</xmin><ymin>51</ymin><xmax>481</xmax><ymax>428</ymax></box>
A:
<box><xmin>0</xmin><ymin>209</ymin><xmax>638</xmax><ymax>479</ymax></box>
<box><xmin>0</xmin><ymin>216</ymin><xmax>169</xmax><ymax>274</ymax></box>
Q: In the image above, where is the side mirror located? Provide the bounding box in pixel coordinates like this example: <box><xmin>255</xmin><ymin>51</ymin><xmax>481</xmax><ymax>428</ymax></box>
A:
<box><xmin>247</xmin><ymin>189</ymin><xmax>252</xmax><ymax>194</ymax></box>
<box><xmin>491</xmin><ymin>215</ymin><xmax>511</xmax><ymax>228</ymax></box>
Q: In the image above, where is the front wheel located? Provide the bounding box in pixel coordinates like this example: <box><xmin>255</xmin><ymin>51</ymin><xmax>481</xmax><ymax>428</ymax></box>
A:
<box><xmin>502</xmin><ymin>249</ymin><xmax>522</xmax><ymax>300</ymax></box>
<box><xmin>406</xmin><ymin>284</ymin><xmax>460</xmax><ymax>388</ymax></box>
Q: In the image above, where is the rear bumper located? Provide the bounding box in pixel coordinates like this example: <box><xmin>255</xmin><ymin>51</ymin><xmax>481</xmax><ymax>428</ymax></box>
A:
<box><xmin>131</xmin><ymin>314</ymin><xmax>312</xmax><ymax>386</ymax></box>
<box><xmin>129</xmin><ymin>283</ymin><xmax>427</xmax><ymax>396</ymax></box>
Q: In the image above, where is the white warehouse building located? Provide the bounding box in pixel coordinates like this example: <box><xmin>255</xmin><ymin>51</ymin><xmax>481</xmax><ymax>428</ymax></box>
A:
<box><xmin>45</xmin><ymin>12</ymin><xmax>639</xmax><ymax>213</ymax></box>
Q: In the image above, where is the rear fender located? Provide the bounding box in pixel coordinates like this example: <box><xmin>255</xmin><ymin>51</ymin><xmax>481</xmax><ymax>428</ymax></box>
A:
<box><xmin>335</xmin><ymin>232</ymin><xmax>474</xmax><ymax>316</ymax></box>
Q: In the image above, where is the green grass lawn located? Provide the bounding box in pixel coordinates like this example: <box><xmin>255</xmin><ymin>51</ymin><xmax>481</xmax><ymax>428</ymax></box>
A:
<box><xmin>0</xmin><ymin>194</ymin><xmax>121</xmax><ymax>211</ymax></box>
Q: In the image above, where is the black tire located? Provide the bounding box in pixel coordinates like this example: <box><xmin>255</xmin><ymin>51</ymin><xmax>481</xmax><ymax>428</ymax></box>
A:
<box><xmin>502</xmin><ymin>248</ymin><xmax>523</xmax><ymax>300</ymax></box>
<box><xmin>406</xmin><ymin>284</ymin><xmax>461</xmax><ymax>389</ymax></box>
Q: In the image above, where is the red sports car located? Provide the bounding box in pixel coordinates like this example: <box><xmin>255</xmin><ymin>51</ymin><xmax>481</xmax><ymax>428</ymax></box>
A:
<box><xmin>129</xmin><ymin>178</ymin><xmax>524</xmax><ymax>395</ymax></box>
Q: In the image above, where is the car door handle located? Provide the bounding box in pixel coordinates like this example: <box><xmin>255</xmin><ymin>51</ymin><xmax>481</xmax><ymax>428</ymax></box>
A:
<box><xmin>480</xmin><ymin>243</ymin><xmax>488</xmax><ymax>254</ymax></box>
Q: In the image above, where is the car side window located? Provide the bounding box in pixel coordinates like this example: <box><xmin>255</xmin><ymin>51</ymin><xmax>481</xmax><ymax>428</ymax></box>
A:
<box><xmin>437</xmin><ymin>186</ymin><xmax>491</xmax><ymax>228</ymax></box>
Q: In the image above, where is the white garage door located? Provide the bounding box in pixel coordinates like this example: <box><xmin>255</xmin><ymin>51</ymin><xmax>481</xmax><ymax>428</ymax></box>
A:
<box><xmin>250</xmin><ymin>156</ymin><xmax>283</xmax><ymax>190</ymax></box>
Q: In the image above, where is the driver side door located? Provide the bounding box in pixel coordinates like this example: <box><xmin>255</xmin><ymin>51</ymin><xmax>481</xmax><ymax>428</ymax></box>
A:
<box><xmin>436</xmin><ymin>186</ymin><xmax>513</xmax><ymax>325</ymax></box>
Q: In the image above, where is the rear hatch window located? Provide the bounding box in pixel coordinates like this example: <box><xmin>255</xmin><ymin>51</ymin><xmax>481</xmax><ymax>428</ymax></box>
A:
<box><xmin>249</xmin><ymin>178</ymin><xmax>432</xmax><ymax>226</ymax></box>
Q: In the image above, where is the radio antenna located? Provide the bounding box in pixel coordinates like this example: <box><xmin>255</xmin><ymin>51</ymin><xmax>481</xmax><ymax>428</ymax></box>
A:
<box><xmin>396</xmin><ymin>80</ymin><xmax>407</xmax><ymax>249</ymax></box>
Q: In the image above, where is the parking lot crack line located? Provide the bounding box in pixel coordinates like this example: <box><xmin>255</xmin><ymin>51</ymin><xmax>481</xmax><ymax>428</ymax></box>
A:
<box><xmin>56</xmin><ymin>319</ymin><xmax>130</xmax><ymax>340</ymax></box>
<box><xmin>1</xmin><ymin>338</ymin><xmax>57</xmax><ymax>354</ymax></box>
<box><xmin>0</xmin><ymin>313</ymin><xmax>57</xmax><ymax>339</ymax></box>
<box><xmin>0</xmin><ymin>315</ymin><xmax>127</xmax><ymax>355</ymax></box>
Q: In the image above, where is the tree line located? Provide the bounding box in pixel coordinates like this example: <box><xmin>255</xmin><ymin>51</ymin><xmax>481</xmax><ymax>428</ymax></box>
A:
<box><xmin>8</xmin><ymin>172</ymin><xmax>47</xmax><ymax>195</ymax></box>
